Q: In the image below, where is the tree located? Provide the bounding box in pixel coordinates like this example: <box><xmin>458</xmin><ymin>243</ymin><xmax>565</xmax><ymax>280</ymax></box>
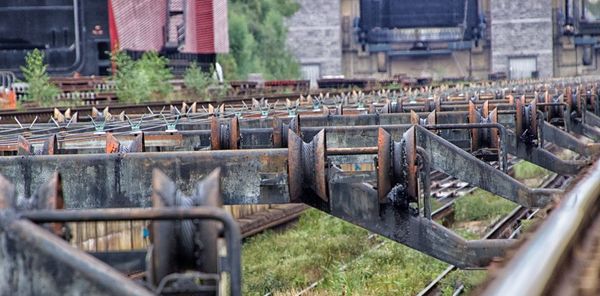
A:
<box><xmin>112</xmin><ymin>51</ymin><xmax>173</xmax><ymax>104</ymax></box>
<box><xmin>184</xmin><ymin>62</ymin><xmax>216</xmax><ymax>98</ymax></box>
<box><xmin>221</xmin><ymin>0</ymin><xmax>301</xmax><ymax>80</ymax></box>
<box><xmin>20</xmin><ymin>49</ymin><xmax>60</xmax><ymax>106</ymax></box>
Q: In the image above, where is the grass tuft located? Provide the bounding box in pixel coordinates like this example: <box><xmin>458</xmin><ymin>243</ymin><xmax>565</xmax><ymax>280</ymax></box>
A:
<box><xmin>512</xmin><ymin>161</ymin><xmax>550</xmax><ymax>180</ymax></box>
<box><xmin>242</xmin><ymin>209</ymin><xmax>375</xmax><ymax>295</ymax></box>
<box><xmin>454</xmin><ymin>190</ymin><xmax>516</xmax><ymax>223</ymax></box>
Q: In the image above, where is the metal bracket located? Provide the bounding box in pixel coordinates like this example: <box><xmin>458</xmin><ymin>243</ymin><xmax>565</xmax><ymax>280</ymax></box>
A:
<box><xmin>210</xmin><ymin>116</ymin><xmax>240</xmax><ymax>150</ymax></box>
<box><xmin>327</xmin><ymin>167</ymin><xmax>512</xmax><ymax>268</ymax></box>
<box><xmin>149</xmin><ymin>168</ymin><xmax>223</xmax><ymax>289</ymax></box>
<box><xmin>89</xmin><ymin>115</ymin><xmax>106</xmax><ymax>135</ymax></box>
<box><xmin>272</xmin><ymin>115</ymin><xmax>301</xmax><ymax>148</ymax></box>
<box><xmin>126</xmin><ymin>115</ymin><xmax>144</xmax><ymax>133</ymax></box>
<box><xmin>161</xmin><ymin>114</ymin><xmax>180</xmax><ymax>133</ymax></box>
<box><xmin>287</xmin><ymin>129</ymin><xmax>328</xmax><ymax>203</ymax></box>
<box><xmin>105</xmin><ymin>133</ymin><xmax>145</xmax><ymax>154</ymax></box>
<box><xmin>415</xmin><ymin>125</ymin><xmax>560</xmax><ymax>208</ymax></box>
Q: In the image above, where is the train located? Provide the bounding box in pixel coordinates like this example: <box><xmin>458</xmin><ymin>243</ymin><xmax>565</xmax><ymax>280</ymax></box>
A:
<box><xmin>0</xmin><ymin>0</ymin><xmax>228</xmax><ymax>77</ymax></box>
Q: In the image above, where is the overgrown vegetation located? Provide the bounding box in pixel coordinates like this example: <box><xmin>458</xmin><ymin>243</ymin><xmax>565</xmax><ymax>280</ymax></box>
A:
<box><xmin>242</xmin><ymin>209</ymin><xmax>374</xmax><ymax>294</ymax></box>
<box><xmin>112</xmin><ymin>51</ymin><xmax>173</xmax><ymax>104</ymax></box>
<box><xmin>512</xmin><ymin>161</ymin><xmax>550</xmax><ymax>181</ymax></box>
<box><xmin>220</xmin><ymin>0</ymin><xmax>301</xmax><ymax>80</ymax></box>
<box><xmin>242</xmin><ymin>209</ymin><xmax>447</xmax><ymax>295</ymax></box>
<box><xmin>439</xmin><ymin>270</ymin><xmax>487</xmax><ymax>295</ymax></box>
<box><xmin>183</xmin><ymin>62</ymin><xmax>218</xmax><ymax>99</ymax></box>
<box><xmin>317</xmin><ymin>240</ymin><xmax>447</xmax><ymax>295</ymax></box>
<box><xmin>242</xmin><ymin>160</ymin><xmax>555</xmax><ymax>294</ymax></box>
<box><xmin>454</xmin><ymin>190</ymin><xmax>516</xmax><ymax>222</ymax></box>
<box><xmin>20</xmin><ymin>49</ymin><xmax>60</xmax><ymax>106</ymax></box>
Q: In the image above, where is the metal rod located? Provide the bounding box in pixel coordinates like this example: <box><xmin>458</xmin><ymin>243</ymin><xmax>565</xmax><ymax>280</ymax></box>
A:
<box><xmin>327</xmin><ymin>147</ymin><xmax>378</xmax><ymax>155</ymax></box>
<box><xmin>483</xmin><ymin>161</ymin><xmax>600</xmax><ymax>296</ymax></box>
<box><xmin>424</xmin><ymin>123</ymin><xmax>508</xmax><ymax>172</ymax></box>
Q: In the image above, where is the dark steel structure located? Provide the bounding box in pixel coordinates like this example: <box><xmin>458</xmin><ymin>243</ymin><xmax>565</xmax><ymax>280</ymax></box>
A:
<box><xmin>0</xmin><ymin>78</ymin><xmax>599</xmax><ymax>294</ymax></box>
<box><xmin>0</xmin><ymin>0</ymin><xmax>228</xmax><ymax>77</ymax></box>
<box><xmin>358</xmin><ymin>0</ymin><xmax>483</xmax><ymax>53</ymax></box>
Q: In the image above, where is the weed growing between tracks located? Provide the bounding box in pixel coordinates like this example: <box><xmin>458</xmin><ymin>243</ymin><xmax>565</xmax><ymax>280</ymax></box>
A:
<box><xmin>454</xmin><ymin>190</ymin><xmax>516</xmax><ymax>223</ymax></box>
<box><xmin>316</xmin><ymin>241</ymin><xmax>447</xmax><ymax>295</ymax></box>
<box><xmin>512</xmin><ymin>161</ymin><xmax>550</xmax><ymax>181</ymax></box>
<box><xmin>242</xmin><ymin>209</ymin><xmax>377</xmax><ymax>294</ymax></box>
<box><xmin>242</xmin><ymin>209</ymin><xmax>447</xmax><ymax>295</ymax></box>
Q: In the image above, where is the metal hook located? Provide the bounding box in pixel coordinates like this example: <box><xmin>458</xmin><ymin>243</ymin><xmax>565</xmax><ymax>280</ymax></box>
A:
<box><xmin>89</xmin><ymin>115</ymin><xmax>106</xmax><ymax>134</ymax></box>
<box><xmin>162</xmin><ymin>114</ymin><xmax>179</xmax><ymax>132</ymax></box>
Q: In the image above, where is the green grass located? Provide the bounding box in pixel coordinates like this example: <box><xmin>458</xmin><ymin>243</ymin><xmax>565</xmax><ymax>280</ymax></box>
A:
<box><xmin>512</xmin><ymin>161</ymin><xmax>550</xmax><ymax>181</ymax></box>
<box><xmin>242</xmin><ymin>209</ymin><xmax>448</xmax><ymax>295</ymax></box>
<box><xmin>454</xmin><ymin>190</ymin><xmax>517</xmax><ymax>223</ymax></box>
<box><xmin>242</xmin><ymin>209</ymin><xmax>375</xmax><ymax>295</ymax></box>
<box><xmin>439</xmin><ymin>270</ymin><xmax>487</xmax><ymax>295</ymax></box>
<box><xmin>316</xmin><ymin>241</ymin><xmax>446</xmax><ymax>295</ymax></box>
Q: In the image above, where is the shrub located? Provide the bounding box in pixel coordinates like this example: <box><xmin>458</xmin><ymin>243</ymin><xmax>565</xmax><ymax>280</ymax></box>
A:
<box><xmin>112</xmin><ymin>51</ymin><xmax>173</xmax><ymax>104</ymax></box>
<box><xmin>20</xmin><ymin>49</ymin><xmax>60</xmax><ymax>106</ymax></box>
<box><xmin>183</xmin><ymin>62</ymin><xmax>215</xmax><ymax>98</ymax></box>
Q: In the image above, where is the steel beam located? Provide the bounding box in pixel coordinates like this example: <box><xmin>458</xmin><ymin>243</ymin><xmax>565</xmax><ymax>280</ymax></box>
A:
<box><xmin>0</xmin><ymin>150</ymin><xmax>291</xmax><ymax>208</ymax></box>
<box><xmin>415</xmin><ymin>126</ymin><xmax>561</xmax><ymax>207</ymax></box>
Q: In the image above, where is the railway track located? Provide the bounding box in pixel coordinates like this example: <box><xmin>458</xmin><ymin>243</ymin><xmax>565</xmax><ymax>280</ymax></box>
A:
<box><xmin>481</xmin><ymin>161</ymin><xmax>600</xmax><ymax>295</ymax></box>
<box><xmin>1</xmin><ymin>76</ymin><xmax>600</xmax><ymax>295</ymax></box>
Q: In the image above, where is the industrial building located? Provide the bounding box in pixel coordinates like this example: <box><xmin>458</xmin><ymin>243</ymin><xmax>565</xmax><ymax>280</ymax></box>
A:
<box><xmin>287</xmin><ymin>0</ymin><xmax>600</xmax><ymax>82</ymax></box>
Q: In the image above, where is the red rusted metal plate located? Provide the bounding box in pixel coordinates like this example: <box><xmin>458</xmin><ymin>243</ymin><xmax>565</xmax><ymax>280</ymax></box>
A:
<box><xmin>128</xmin><ymin>133</ymin><xmax>145</xmax><ymax>153</ymax></box>
<box><xmin>490</xmin><ymin>108</ymin><xmax>499</xmax><ymax>149</ymax></box>
<box><xmin>515</xmin><ymin>96</ymin><xmax>524</xmax><ymax>138</ymax></box>
<box><xmin>313</xmin><ymin>130</ymin><xmax>328</xmax><ymax>202</ymax></box>
<box><xmin>468</xmin><ymin>101</ymin><xmax>479</xmax><ymax>151</ymax></box>
<box><xmin>272</xmin><ymin>117</ymin><xmax>283</xmax><ymax>148</ymax></box>
<box><xmin>427</xmin><ymin>110</ymin><xmax>437</xmax><ymax>125</ymax></box>
<box><xmin>230</xmin><ymin>117</ymin><xmax>240</xmax><ymax>150</ymax></box>
<box><xmin>17</xmin><ymin>136</ymin><xmax>32</xmax><ymax>156</ymax></box>
<box><xmin>105</xmin><ymin>133</ymin><xmax>120</xmax><ymax>154</ymax></box>
<box><xmin>210</xmin><ymin>116</ymin><xmax>220</xmax><ymax>150</ymax></box>
<box><xmin>403</xmin><ymin>126</ymin><xmax>418</xmax><ymax>201</ymax></box>
<box><xmin>377</xmin><ymin>128</ymin><xmax>392</xmax><ymax>203</ymax></box>
<box><xmin>410</xmin><ymin>110</ymin><xmax>419</xmax><ymax>125</ymax></box>
<box><xmin>42</xmin><ymin>134</ymin><xmax>59</xmax><ymax>155</ymax></box>
<box><xmin>530</xmin><ymin>99</ymin><xmax>538</xmax><ymax>140</ymax></box>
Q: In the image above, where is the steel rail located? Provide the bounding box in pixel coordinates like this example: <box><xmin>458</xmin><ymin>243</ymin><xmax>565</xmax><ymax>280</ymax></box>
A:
<box><xmin>482</xmin><ymin>160</ymin><xmax>600</xmax><ymax>295</ymax></box>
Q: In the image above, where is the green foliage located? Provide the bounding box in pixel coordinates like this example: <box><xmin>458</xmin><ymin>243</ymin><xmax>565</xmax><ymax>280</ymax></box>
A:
<box><xmin>112</xmin><ymin>51</ymin><xmax>173</xmax><ymax>104</ymax></box>
<box><xmin>317</xmin><ymin>241</ymin><xmax>447</xmax><ymax>295</ymax></box>
<box><xmin>20</xmin><ymin>49</ymin><xmax>60</xmax><ymax>106</ymax></box>
<box><xmin>513</xmin><ymin>161</ymin><xmax>550</xmax><ymax>181</ymax></box>
<box><xmin>222</xmin><ymin>0</ymin><xmax>301</xmax><ymax>80</ymax></box>
<box><xmin>242</xmin><ymin>209</ymin><xmax>447</xmax><ymax>295</ymax></box>
<box><xmin>183</xmin><ymin>62</ymin><xmax>215</xmax><ymax>98</ymax></box>
<box><xmin>242</xmin><ymin>209</ymin><xmax>375</xmax><ymax>294</ymax></box>
<box><xmin>454</xmin><ymin>190</ymin><xmax>516</xmax><ymax>222</ymax></box>
<box><xmin>439</xmin><ymin>270</ymin><xmax>487</xmax><ymax>295</ymax></box>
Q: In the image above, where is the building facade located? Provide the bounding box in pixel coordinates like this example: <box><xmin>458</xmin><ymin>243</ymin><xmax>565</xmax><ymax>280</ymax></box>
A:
<box><xmin>287</xmin><ymin>0</ymin><xmax>600</xmax><ymax>81</ymax></box>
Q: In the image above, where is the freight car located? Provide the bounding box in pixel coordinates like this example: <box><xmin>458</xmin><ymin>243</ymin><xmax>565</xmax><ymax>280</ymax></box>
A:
<box><xmin>0</xmin><ymin>0</ymin><xmax>228</xmax><ymax>77</ymax></box>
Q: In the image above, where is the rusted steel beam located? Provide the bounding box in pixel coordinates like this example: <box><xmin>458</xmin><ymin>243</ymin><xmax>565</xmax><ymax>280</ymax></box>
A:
<box><xmin>0</xmin><ymin>149</ymin><xmax>291</xmax><ymax>207</ymax></box>
<box><xmin>415</xmin><ymin>126</ymin><xmax>561</xmax><ymax>207</ymax></box>
<box><xmin>482</xmin><ymin>161</ymin><xmax>600</xmax><ymax>296</ymax></box>
<box><xmin>0</xmin><ymin>124</ymin><xmax>569</xmax><ymax>209</ymax></box>
<box><xmin>327</xmin><ymin>176</ymin><xmax>513</xmax><ymax>268</ymax></box>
